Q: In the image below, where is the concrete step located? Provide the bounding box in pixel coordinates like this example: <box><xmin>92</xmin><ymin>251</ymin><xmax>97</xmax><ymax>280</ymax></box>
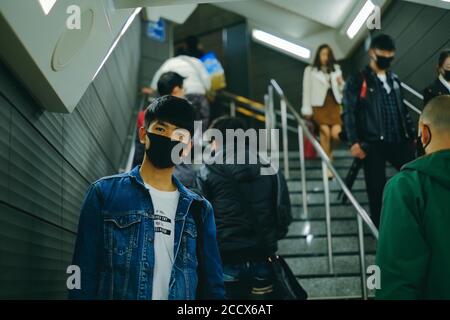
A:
<box><xmin>280</xmin><ymin>159</ymin><xmax>396</xmax><ymax>171</ymax></box>
<box><xmin>287</xmin><ymin>167</ymin><xmax>397</xmax><ymax>180</ymax></box>
<box><xmin>286</xmin><ymin>220</ymin><xmax>372</xmax><ymax>237</ymax></box>
<box><xmin>281</xmin><ymin>158</ymin><xmax>356</xmax><ymax>169</ymax></box>
<box><xmin>298</xmin><ymin>275</ymin><xmax>375</xmax><ymax>299</ymax></box>
<box><xmin>289</xmin><ymin>190</ymin><xmax>368</xmax><ymax>206</ymax></box>
<box><xmin>279</xmin><ymin>149</ymin><xmax>353</xmax><ymax>159</ymax></box>
<box><xmin>287</xmin><ymin>179</ymin><xmax>367</xmax><ymax>192</ymax></box>
<box><xmin>291</xmin><ymin>205</ymin><xmax>370</xmax><ymax>220</ymax></box>
<box><xmin>286</xmin><ymin>254</ymin><xmax>376</xmax><ymax>277</ymax></box>
<box><xmin>278</xmin><ymin>235</ymin><xmax>376</xmax><ymax>256</ymax></box>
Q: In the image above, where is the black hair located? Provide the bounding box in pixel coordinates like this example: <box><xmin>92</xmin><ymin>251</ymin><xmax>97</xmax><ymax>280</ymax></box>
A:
<box><xmin>313</xmin><ymin>44</ymin><xmax>337</xmax><ymax>72</ymax></box>
<box><xmin>370</xmin><ymin>34</ymin><xmax>396</xmax><ymax>51</ymax></box>
<box><xmin>210</xmin><ymin>116</ymin><xmax>247</xmax><ymax>132</ymax></box>
<box><xmin>175</xmin><ymin>47</ymin><xmax>188</xmax><ymax>57</ymax></box>
<box><xmin>144</xmin><ymin>95</ymin><xmax>195</xmax><ymax>135</ymax></box>
<box><xmin>209</xmin><ymin>116</ymin><xmax>248</xmax><ymax>147</ymax></box>
<box><xmin>157</xmin><ymin>72</ymin><xmax>185</xmax><ymax>96</ymax></box>
<box><xmin>438</xmin><ymin>49</ymin><xmax>450</xmax><ymax>71</ymax></box>
<box><xmin>184</xmin><ymin>35</ymin><xmax>205</xmax><ymax>59</ymax></box>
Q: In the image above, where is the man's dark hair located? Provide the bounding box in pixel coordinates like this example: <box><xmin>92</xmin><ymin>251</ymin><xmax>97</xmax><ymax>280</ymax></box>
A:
<box><xmin>209</xmin><ymin>116</ymin><xmax>247</xmax><ymax>133</ymax></box>
<box><xmin>144</xmin><ymin>95</ymin><xmax>195</xmax><ymax>135</ymax></box>
<box><xmin>209</xmin><ymin>116</ymin><xmax>248</xmax><ymax>147</ymax></box>
<box><xmin>438</xmin><ymin>49</ymin><xmax>450</xmax><ymax>69</ymax></box>
<box><xmin>157</xmin><ymin>72</ymin><xmax>185</xmax><ymax>96</ymax></box>
<box><xmin>370</xmin><ymin>34</ymin><xmax>396</xmax><ymax>51</ymax></box>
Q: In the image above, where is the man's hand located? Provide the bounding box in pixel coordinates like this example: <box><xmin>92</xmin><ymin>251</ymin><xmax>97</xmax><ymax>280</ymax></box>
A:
<box><xmin>141</xmin><ymin>87</ymin><xmax>154</xmax><ymax>95</ymax></box>
<box><xmin>351</xmin><ymin>143</ymin><xmax>367</xmax><ymax>160</ymax></box>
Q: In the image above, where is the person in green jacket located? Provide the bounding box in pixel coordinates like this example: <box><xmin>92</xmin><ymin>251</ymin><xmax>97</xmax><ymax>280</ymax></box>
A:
<box><xmin>376</xmin><ymin>95</ymin><xmax>450</xmax><ymax>299</ymax></box>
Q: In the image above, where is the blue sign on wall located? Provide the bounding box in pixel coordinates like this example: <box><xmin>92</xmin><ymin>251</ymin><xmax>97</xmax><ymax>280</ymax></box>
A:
<box><xmin>146</xmin><ymin>18</ymin><xmax>165</xmax><ymax>42</ymax></box>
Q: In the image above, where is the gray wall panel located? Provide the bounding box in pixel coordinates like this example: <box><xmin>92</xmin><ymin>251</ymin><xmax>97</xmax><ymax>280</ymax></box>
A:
<box><xmin>0</xmin><ymin>203</ymin><xmax>71</xmax><ymax>299</ymax></box>
<box><xmin>9</xmin><ymin>109</ymin><xmax>63</xmax><ymax>229</ymax></box>
<box><xmin>76</xmin><ymin>85</ymin><xmax>122</xmax><ymax>169</ymax></box>
<box><xmin>62</xmin><ymin>111</ymin><xmax>113</xmax><ymax>184</ymax></box>
<box><xmin>0</xmin><ymin>63</ymin><xmax>63</xmax><ymax>154</ymax></box>
<box><xmin>92</xmin><ymin>70</ymin><xmax>128</xmax><ymax>145</ymax></box>
<box><xmin>0</xmin><ymin>98</ymin><xmax>10</xmax><ymax>203</ymax></box>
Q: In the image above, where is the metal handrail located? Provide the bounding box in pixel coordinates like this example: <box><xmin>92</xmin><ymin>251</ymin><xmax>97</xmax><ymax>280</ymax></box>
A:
<box><xmin>401</xmin><ymin>82</ymin><xmax>424</xmax><ymax>101</ymax></box>
<box><xmin>400</xmin><ymin>82</ymin><xmax>423</xmax><ymax>115</ymax></box>
<box><xmin>268</xmin><ymin>79</ymin><xmax>379</xmax><ymax>300</ymax></box>
<box><xmin>270</xmin><ymin>79</ymin><xmax>379</xmax><ymax>237</ymax></box>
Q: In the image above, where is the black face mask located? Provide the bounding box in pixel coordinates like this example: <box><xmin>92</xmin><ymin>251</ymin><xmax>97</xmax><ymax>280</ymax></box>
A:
<box><xmin>443</xmin><ymin>70</ymin><xmax>450</xmax><ymax>81</ymax></box>
<box><xmin>416</xmin><ymin>126</ymin><xmax>432</xmax><ymax>158</ymax></box>
<box><xmin>145</xmin><ymin>132</ymin><xmax>187</xmax><ymax>168</ymax></box>
<box><xmin>375</xmin><ymin>55</ymin><xmax>394</xmax><ymax>70</ymax></box>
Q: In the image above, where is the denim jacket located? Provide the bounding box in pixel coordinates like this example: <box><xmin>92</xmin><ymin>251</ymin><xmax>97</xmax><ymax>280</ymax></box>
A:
<box><xmin>68</xmin><ymin>166</ymin><xmax>225</xmax><ymax>300</ymax></box>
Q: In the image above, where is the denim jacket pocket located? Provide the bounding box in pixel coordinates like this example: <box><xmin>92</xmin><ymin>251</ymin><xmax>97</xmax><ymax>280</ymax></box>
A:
<box><xmin>104</xmin><ymin>213</ymin><xmax>141</xmax><ymax>256</ymax></box>
<box><xmin>182</xmin><ymin>222</ymin><xmax>198</xmax><ymax>266</ymax></box>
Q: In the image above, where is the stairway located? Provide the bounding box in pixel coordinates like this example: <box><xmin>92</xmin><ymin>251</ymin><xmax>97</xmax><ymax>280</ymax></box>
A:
<box><xmin>278</xmin><ymin>149</ymin><xmax>390</xmax><ymax>300</ymax></box>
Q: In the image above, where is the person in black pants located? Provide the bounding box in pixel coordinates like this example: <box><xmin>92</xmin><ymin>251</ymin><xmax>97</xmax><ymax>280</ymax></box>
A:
<box><xmin>342</xmin><ymin>34</ymin><xmax>416</xmax><ymax>228</ymax></box>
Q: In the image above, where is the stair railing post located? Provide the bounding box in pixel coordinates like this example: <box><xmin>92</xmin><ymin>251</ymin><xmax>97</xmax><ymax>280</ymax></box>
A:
<box><xmin>264</xmin><ymin>94</ymin><xmax>271</xmax><ymax>151</ymax></box>
<box><xmin>280</xmin><ymin>98</ymin><xmax>289</xmax><ymax>179</ymax></box>
<box><xmin>298</xmin><ymin>126</ymin><xmax>308</xmax><ymax>219</ymax></box>
<box><xmin>322</xmin><ymin>160</ymin><xmax>334</xmax><ymax>274</ymax></box>
<box><xmin>229</xmin><ymin>101</ymin><xmax>236</xmax><ymax>117</ymax></box>
<box><xmin>268</xmin><ymin>85</ymin><xmax>278</xmax><ymax>153</ymax></box>
<box><xmin>357</xmin><ymin>214</ymin><xmax>368</xmax><ymax>300</ymax></box>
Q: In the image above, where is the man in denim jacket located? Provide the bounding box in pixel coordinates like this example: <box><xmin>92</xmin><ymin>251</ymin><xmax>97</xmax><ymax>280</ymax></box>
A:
<box><xmin>69</xmin><ymin>96</ymin><xmax>225</xmax><ymax>300</ymax></box>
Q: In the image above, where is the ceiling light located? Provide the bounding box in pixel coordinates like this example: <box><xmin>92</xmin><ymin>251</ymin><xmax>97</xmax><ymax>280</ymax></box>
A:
<box><xmin>252</xmin><ymin>29</ymin><xmax>310</xmax><ymax>59</ymax></box>
<box><xmin>346</xmin><ymin>0</ymin><xmax>376</xmax><ymax>39</ymax></box>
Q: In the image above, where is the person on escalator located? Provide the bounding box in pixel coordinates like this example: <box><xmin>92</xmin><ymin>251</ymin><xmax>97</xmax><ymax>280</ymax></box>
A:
<box><xmin>342</xmin><ymin>34</ymin><xmax>416</xmax><ymax>228</ymax></box>
<box><xmin>196</xmin><ymin>116</ymin><xmax>292</xmax><ymax>300</ymax></box>
<box><xmin>301</xmin><ymin>44</ymin><xmax>345</xmax><ymax>178</ymax></box>
<box><xmin>423</xmin><ymin>49</ymin><xmax>450</xmax><ymax>106</ymax></box>
<box><xmin>376</xmin><ymin>95</ymin><xmax>450</xmax><ymax>299</ymax></box>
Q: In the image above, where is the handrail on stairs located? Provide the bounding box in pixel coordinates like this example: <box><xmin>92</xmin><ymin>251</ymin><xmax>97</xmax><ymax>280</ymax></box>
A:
<box><xmin>267</xmin><ymin>79</ymin><xmax>382</xmax><ymax>300</ymax></box>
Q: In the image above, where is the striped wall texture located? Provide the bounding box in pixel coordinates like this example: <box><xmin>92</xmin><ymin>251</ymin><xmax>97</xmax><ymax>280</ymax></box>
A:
<box><xmin>0</xmin><ymin>17</ymin><xmax>142</xmax><ymax>299</ymax></box>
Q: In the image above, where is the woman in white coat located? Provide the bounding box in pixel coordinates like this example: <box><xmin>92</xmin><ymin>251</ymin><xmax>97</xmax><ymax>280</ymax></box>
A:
<box><xmin>302</xmin><ymin>44</ymin><xmax>345</xmax><ymax>177</ymax></box>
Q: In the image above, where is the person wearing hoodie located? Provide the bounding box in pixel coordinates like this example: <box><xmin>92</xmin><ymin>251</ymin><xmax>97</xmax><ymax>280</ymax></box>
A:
<box><xmin>196</xmin><ymin>116</ymin><xmax>291</xmax><ymax>300</ymax></box>
<box><xmin>376</xmin><ymin>95</ymin><xmax>450</xmax><ymax>300</ymax></box>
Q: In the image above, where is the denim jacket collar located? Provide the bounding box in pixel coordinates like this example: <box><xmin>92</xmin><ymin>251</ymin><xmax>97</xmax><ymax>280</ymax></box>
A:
<box><xmin>128</xmin><ymin>165</ymin><xmax>203</xmax><ymax>217</ymax></box>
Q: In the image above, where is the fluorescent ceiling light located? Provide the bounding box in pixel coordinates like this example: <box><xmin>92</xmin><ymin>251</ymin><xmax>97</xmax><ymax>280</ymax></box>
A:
<box><xmin>92</xmin><ymin>7</ymin><xmax>142</xmax><ymax>81</ymax></box>
<box><xmin>252</xmin><ymin>29</ymin><xmax>310</xmax><ymax>59</ymax></box>
<box><xmin>346</xmin><ymin>0</ymin><xmax>375</xmax><ymax>39</ymax></box>
<box><xmin>38</xmin><ymin>0</ymin><xmax>58</xmax><ymax>15</ymax></box>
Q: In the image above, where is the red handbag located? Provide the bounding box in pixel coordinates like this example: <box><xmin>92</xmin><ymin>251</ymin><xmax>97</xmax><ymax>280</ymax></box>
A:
<box><xmin>304</xmin><ymin>120</ymin><xmax>317</xmax><ymax>160</ymax></box>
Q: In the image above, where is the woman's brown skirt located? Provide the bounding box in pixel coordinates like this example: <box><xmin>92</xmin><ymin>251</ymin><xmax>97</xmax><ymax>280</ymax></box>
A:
<box><xmin>312</xmin><ymin>90</ymin><xmax>342</xmax><ymax>126</ymax></box>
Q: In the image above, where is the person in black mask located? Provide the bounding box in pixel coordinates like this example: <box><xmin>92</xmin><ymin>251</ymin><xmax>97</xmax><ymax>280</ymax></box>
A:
<box><xmin>423</xmin><ymin>50</ymin><xmax>450</xmax><ymax>106</ymax></box>
<box><xmin>70</xmin><ymin>95</ymin><xmax>225</xmax><ymax>300</ymax></box>
<box><xmin>342</xmin><ymin>34</ymin><xmax>416</xmax><ymax>228</ymax></box>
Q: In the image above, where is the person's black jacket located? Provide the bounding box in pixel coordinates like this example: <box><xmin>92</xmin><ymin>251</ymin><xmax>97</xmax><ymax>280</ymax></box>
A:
<box><xmin>342</xmin><ymin>66</ymin><xmax>416</xmax><ymax>145</ymax></box>
<box><xmin>423</xmin><ymin>78</ymin><xmax>450</xmax><ymax>107</ymax></box>
<box><xmin>195</xmin><ymin>148</ymin><xmax>285</xmax><ymax>265</ymax></box>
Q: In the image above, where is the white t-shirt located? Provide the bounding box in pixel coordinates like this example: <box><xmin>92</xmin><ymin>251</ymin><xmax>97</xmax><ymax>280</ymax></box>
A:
<box><xmin>377</xmin><ymin>74</ymin><xmax>392</xmax><ymax>94</ymax></box>
<box><xmin>145</xmin><ymin>183</ymin><xmax>180</xmax><ymax>300</ymax></box>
